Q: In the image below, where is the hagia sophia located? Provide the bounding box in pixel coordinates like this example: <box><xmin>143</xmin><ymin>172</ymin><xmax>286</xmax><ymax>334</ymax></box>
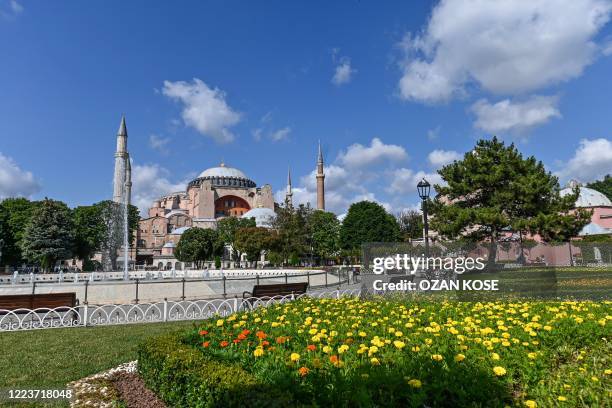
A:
<box><xmin>111</xmin><ymin>117</ymin><xmax>611</xmax><ymax>270</ymax></box>
<box><xmin>112</xmin><ymin>116</ymin><xmax>326</xmax><ymax>269</ymax></box>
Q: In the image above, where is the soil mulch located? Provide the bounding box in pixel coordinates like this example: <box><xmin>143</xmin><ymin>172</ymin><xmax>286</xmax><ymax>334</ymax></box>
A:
<box><xmin>111</xmin><ymin>372</ymin><xmax>167</xmax><ymax>408</ymax></box>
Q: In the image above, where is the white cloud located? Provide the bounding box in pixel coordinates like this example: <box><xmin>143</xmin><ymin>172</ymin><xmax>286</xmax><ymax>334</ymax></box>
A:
<box><xmin>471</xmin><ymin>95</ymin><xmax>561</xmax><ymax>134</ymax></box>
<box><xmin>428</xmin><ymin>149</ymin><xmax>461</xmax><ymax>167</ymax></box>
<box><xmin>398</xmin><ymin>0</ymin><xmax>612</xmax><ymax>103</ymax></box>
<box><xmin>0</xmin><ymin>152</ymin><xmax>40</xmax><ymax>199</ymax></box>
<box><xmin>270</xmin><ymin>127</ymin><xmax>291</xmax><ymax>142</ymax></box>
<box><xmin>337</xmin><ymin>138</ymin><xmax>408</xmax><ymax>169</ymax></box>
<box><xmin>131</xmin><ymin>164</ymin><xmax>191</xmax><ymax>215</ymax></box>
<box><xmin>252</xmin><ymin>128</ymin><xmax>263</xmax><ymax>141</ymax></box>
<box><xmin>9</xmin><ymin>0</ymin><xmax>22</xmax><ymax>13</ymax></box>
<box><xmin>148</xmin><ymin>134</ymin><xmax>171</xmax><ymax>154</ymax></box>
<box><xmin>162</xmin><ymin>78</ymin><xmax>241</xmax><ymax>143</ymax></box>
<box><xmin>332</xmin><ymin>59</ymin><xmax>356</xmax><ymax>86</ymax></box>
<box><xmin>557</xmin><ymin>138</ymin><xmax>612</xmax><ymax>182</ymax></box>
<box><xmin>387</xmin><ymin>168</ymin><xmax>444</xmax><ymax>195</ymax></box>
<box><xmin>427</xmin><ymin>126</ymin><xmax>441</xmax><ymax>141</ymax></box>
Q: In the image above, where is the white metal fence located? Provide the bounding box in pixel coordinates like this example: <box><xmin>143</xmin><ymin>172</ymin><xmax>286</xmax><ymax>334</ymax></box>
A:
<box><xmin>0</xmin><ymin>288</ymin><xmax>362</xmax><ymax>332</ymax></box>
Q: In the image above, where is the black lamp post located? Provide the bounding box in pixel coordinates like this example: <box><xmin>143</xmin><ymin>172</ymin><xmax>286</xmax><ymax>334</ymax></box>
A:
<box><xmin>417</xmin><ymin>178</ymin><xmax>431</xmax><ymax>257</ymax></box>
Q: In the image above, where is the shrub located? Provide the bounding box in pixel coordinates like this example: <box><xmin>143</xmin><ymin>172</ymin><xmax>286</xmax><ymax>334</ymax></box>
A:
<box><xmin>138</xmin><ymin>332</ymin><xmax>292</xmax><ymax>408</ymax></box>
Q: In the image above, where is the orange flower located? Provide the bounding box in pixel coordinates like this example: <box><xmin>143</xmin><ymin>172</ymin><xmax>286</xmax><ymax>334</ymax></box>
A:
<box><xmin>199</xmin><ymin>330</ymin><xmax>209</xmax><ymax>336</ymax></box>
<box><xmin>256</xmin><ymin>331</ymin><xmax>267</xmax><ymax>339</ymax></box>
<box><xmin>237</xmin><ymin>333</ymin><xmax>247</xmax><ymax>340</ymax></box>
<box><xmin>329</xmin><ymin>355</ymin><xmax>339</xmax><ymax>365</ymax></box>
<box><xmin>202</xmin><ymin>341</ymin><xmax>210</xmax><ymax>348</ymax></box>
<box><xmin>233</xmin><ymin>339</ymin><xmax>241</xmax><ymax>344</ymax></box>
<box><xmin>262</xmin><ymin>340</ymin><xmax>270</xmax><ymax>347</ymax></box>
<box><xmin>307</xmin><ymin>344</ymin><xmax>317</xmax><ymax>351</ymax></box>
<box><xmin>220</xmin><ymin>341</ymin><xmax>229</xmax><ymax>347</ymax></box>
<box><xmin>241</xmin><ymin>329</ymin><xmax>251</xmax><ymax>335</ymax></box>
<box><xmin>276</xmin><ymin>336</ymin><xmax>287</xmax><ymax>344</ymax></box>
<box><xmin>298</xmin><ymin>366</ymin><xmax>310</xmax><ymax>377</ymax></box>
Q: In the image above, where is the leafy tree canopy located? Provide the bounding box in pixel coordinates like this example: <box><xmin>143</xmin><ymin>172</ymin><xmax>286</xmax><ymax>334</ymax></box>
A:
<box><xmin>216</xmin><ymin>216</ymin><xmax>256</xmax><ymax>258</ymax></box>
<box><xmin>430</xmin><ymin>137</ymin><xmax>590</xmax><ymax>247</ymax></box>
<box><xmin>0</xmin><ymin>198</ymin><xmax>40</xmax><ymax>265</ymax></box>
<box><xmin>21</xmin><ymin>198</ymin><xmax>74</xmax><ymax>271</ymax></box>
<box><xmin>396</xmin><ymin>209</ymin><xmax>423</xmax><ymax>242</ymax></box>
<box><xmin>234</xmin><ymin>226</ymin><xmax>275</xmax><ymax>263</ymax></box>
<box><xmin>339</xmin><ymin>201</ymin><xmax>401</xmax><ymax>250</ymax></box>
<box><xmin>307</xmin><ymin>210</ymin><xmax>340</xmax><ymax>261</ymax></box>
<box><xmin>272</xmin><ymin>204</ymin><xmax>313</xmax><ymax>263</ymax></box>
<box><xmin>174</xmin><ymin>227</ymin><xmax>221</xmax><ymax>268</ymax></box>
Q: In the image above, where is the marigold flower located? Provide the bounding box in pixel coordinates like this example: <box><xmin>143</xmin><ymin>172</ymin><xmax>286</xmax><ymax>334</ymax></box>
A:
<box><xmin>454</xmin><ymin>354</ymin><xmax>466</xmax><ymax>362</ymax></box>
<box><xmin>557</xmin><ymin>396</ymin><xmax>567</xmax><ymax>402</ymax></box>
<box><xmin>237</xmin><ymin>333</ymin><xmax>247</xmax><ymax>340</ymax></box>
<box><xmin>262</xmin><ymin>340</ymin><xmax>270</xmax><ymax>347</ymax></box>
<box><xmin>393</xmin><ymin>340</ymin><xmax>405</xmax><ymax>350</ymax></box>
<box><xmin>491</xmin><ymin>353</ymin><xmax>500</xmax><ymax>360</ymax></box>
<box><xmin>338</xmin><ymin>345</ymin><xmax>349</xmax><ymax>354</ymax></box>
<box><xmin>528</xmin><ymin>352</ymin><xmax>537</xmax><ymax>359</ymax></box>
<box><xmin>276</xmin><ymin>336</ymin><xmax>286</xmax><ymax>344</ymax></box>
<box><xmin>493</xmin><ymin>366</ymin><xmax>507</xmax><ymax>376</ymax></box>
<box><xmin>256</xmin><ymin>331</ymin><xmax>267</xmax><ymax>339</ymax></box>
<box><xmin>407</xmin><ymin>379</ymin><xmax>422</xmax><ymax>388</ymax></box>
<box><xmin>329</xmin><ymin>355</ymin><xmax>339</xmax><ymax>364</ymax></box>
<box><xmin>220</xmin><ymin>341</ymin><xmax>229</xmax><ymax>347</ymax></box>
<box><xmin>307</xmin><ymin>344</ymin><xmax>316</xmax><ymax>351</ymax></box>
<box><xmin>202</xmin><ymin>341</ymin><xmax>210</xmax><ymax>348</ymax></box>
<box><xmin>233</xmin><ymin>339</ymin><xmax>241</xmax><ymax>344</ymax></box>
<box><xmin>431</xmin><ymin>354</ymin><xmax>444</xmax><ymax>362</ymax></box>
<box><xmin>199</xmin><ymin>330</ymin><xmax>209</xmax><ymax>336</ymax></box>
<box><xmin>322</xmin><ymin>345</ymin><xmax>332</xmax><ymax>354</ymax></box>
<box><xmin>524</xmin><ymin>400</ymin><xmax>537</xmax><ymax>408</ymax></box>
<box><xmin>290</xmin><ymin>353</ymin><xmax>300</xmax><ymax>362</ymax></box>
<box><xmin>253</xmin><ymin>348</ymin><xmax>264</xmax><ymax>357</ymax></box>
<box><xmin>298</xmin><ymin>366</ymin><xmax>309</xmax><ymax>377</ymax></box>
<box><xmin>216</xmin><ymin>319</ymin><xmax>224</xmax><ymax>327</ymax></box>
<box><xmin>370</xmin><ymin>357</ymin><xmax>380</xmax><ymax>365</ymax></box>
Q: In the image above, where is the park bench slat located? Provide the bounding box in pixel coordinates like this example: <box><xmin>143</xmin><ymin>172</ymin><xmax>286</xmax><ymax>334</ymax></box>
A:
<box><xmin>0</xmin><ymin>293</ymin><xmax>77</xmax><ymax>312</ymax></box>
<box><xmin>243</xmin><ymin>282</ymin><xmax>308</xmax><ymax>299</ymax></box>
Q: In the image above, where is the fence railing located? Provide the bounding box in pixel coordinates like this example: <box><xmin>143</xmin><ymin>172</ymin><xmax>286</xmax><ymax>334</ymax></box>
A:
<box><xmin>0</xmin><ymin>288</ymin><xmax>363</xmax><ymax>332</ymax></box>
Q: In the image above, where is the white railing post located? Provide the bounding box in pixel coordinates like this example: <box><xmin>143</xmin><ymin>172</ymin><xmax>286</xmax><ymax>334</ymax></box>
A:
<box><xmin>83</xmin><ymin>304</ymin><xmax>89</xmax><ymax>327</ymax></box>
<box><xmin>336</xmin><ymin>290</ymin><xmax>340</xmax><ymax>299</ymax></box>
<box><xmin>163</xmin><ymin>298</ymin><xmax>168</xmax><ymax>322</ymax></box>
<box><xmin>233</xmin><ymin>297</ymin><xmax>238</xmax><ymax>313</ymax></box>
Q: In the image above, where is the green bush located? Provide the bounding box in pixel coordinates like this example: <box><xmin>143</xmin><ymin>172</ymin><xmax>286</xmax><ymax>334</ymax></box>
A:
<box><xmin>138</xmin><ymin>332</ymin><xmax>293</xmax><ymax>408</ymax></box>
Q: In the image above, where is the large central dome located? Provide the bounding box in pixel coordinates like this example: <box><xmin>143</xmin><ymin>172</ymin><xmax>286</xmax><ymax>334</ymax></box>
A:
<box><xmin>199</xmin><ymin>163</ymin><xmax>248</xmax><ymax>179</ymax></box>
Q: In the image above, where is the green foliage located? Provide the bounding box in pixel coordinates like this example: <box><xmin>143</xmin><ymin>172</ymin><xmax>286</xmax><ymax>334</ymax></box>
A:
<box><xmin>430</xmin><ymin>137</ymin><xmax>591</xmax><ymax>254</ymax></box>
<box><xmin>175</xmin><ymin>227</ymin><xmax>221</xmax><ymax>268</ymax></box>
<box><xmin>214</xmin><ymin>255</ymin><xmax>222</xmax><ymax>269</ymax></box>
<box><xmin>72</xmin><ymin>204</ymin><xmax>105</xmax><ymax>261</ymax></box>
<box><xmin>587</xmin><ymin>174</ymin><xmax>612</xmax><ymax>202</ymax></box>
<box><xmin>234</xmin><ymin>227</ymin><xmax>274</xmax><ymax>263</ymax></box>
<box><xmin>396</xmin><ymin>209</ymin><xmax>424</xmax><ymax>242</ymax></box>
<box><xmin>272</xmin><ymin>204</ymin><xmax>313</xmax><ymax>264</ymax></box>
<box><xmin>308</xmin><ymin>210</ymin><xmax>340</xmax><ymax>262</ymax></box>
<box><xmin>0</xmin><ymin>198</ymin><xmax>40</xmax><ymax>265</ymax></box>
<box><xmin>138</xmin><ymin>333</ymin><xmax>292</xmax><ymax>407</ymax></box>
<box><xmin>339</xmin><ymin>201</ymin><xmax>401</xmax><ymax>250</ymax></box>
<box><xmin>21</xmin><ymin>198</ymin><xmax>74</xmax><ymax>271</ymax></box>
<box><xmin>217</xmin><ymin>216</ymin><xmax>256</xmax><ymax>259</ymax></box>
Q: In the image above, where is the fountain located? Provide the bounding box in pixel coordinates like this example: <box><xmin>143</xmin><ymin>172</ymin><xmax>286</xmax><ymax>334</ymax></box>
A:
<box><xmin>12</xmin><ymin>270</ymin><xmax>17</xmax><ymax>285</ymax></box>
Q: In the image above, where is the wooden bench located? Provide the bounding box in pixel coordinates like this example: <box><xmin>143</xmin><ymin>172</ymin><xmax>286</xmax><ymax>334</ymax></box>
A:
<box><xmin>242</xmin><ymin>282</ymin><xmax>308</xmax><ymax>300</ymax></box>
<box><xmin>0</xmin><ymin>292</ymin><xmax>78</xmax><ymax>314</ymax></box>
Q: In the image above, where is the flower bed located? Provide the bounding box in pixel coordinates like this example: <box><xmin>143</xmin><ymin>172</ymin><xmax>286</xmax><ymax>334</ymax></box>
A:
<box><xmin>139</xmin><ymin>297</ymin><xmax>611</xmax><ymax>407</ymax></box>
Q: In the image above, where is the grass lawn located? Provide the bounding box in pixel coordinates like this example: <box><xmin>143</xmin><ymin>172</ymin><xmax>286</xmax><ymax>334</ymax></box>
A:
<box><xmin>0</xmin><ymin>320</ymin><xmax>201</xmax><ymax>407</ymax></box>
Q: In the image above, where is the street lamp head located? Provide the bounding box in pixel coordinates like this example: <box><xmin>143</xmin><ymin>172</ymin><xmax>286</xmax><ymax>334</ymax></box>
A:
<box><xmin>417</xmin><ymin>178</ymin><xmax>431</xmax><ymax>200</ymax></box>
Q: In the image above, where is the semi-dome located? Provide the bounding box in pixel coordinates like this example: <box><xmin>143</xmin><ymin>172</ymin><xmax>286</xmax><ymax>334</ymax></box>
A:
<box><xmin>242</xmin><ymin>207</ymin><xmax>276</xmax><ymax>227</ymax></box>
<box><xmin>560</xmin><ymin>184</ymin><xmax>612</xmax><ymax>208</ymax></box>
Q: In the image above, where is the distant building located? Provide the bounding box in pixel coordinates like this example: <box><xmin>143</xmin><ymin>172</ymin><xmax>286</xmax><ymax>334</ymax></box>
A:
<box><xmin>560</xmin><ymin>180</ymin><xmax>612</xmax><ymax>236</ymax></box>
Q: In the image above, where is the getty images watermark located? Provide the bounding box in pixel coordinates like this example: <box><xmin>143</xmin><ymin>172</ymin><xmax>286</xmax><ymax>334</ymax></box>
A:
<box><xmin>370</xmin><ymin>254</ymin><xmax>499</xmax><ymax>292</ymax></box>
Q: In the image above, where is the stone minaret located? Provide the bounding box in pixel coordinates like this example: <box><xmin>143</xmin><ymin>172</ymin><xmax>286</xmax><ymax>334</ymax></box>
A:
<box><xmin>316</xmin><ymin>141</ymin><xmax>325</xmax><ymax>210</ymax></box>
<box><xmin>112</xmin><ymin>115</ymin><xmax>131</xmax><ymax>204</ymax></box>
<box><xmin>285</xmin><ymin>167</ymin><xmax>293</xmax><ymax>207</ymax></box>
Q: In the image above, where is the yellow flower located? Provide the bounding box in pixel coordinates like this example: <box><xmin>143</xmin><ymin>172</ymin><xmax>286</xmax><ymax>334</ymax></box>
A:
<box><xmin>370</xmin><ymin>357</ymin><xmax>380</xmax><ymax>365</ymax></box>
<box><xmin>528</xmin><ymin>352</ymin><xmax>537</xmax><ymax>359</ymax></box>
<box><xmin>322</xmin><ymin>345</ymin><xmax>332</xmax><ymax>354</ymax></box>
<box><xmin>216</xmin><ymin>319</ymin><xmax>224</xmax><ymax>327</ymax></box>
<box><xmin>359</xmin><ymin>331</ymin><xmax>367</xmax><ymax>337</ymax></box>
<box><xmin>493</xmin><ymin>366</ymin><xmax>507</xmax><ymax>376</ymax></box>
<box><xmin>253</xmin><ymin>348</ymin><xmax>264</xmax><ymax>357</ymax></box>
<box><xmin>591</xmin><ymin>376</ymin><xmax>599</xmax><ymax>382</ymax></box>
<box><xmin>407</xmin><ymin>379</ymin><xmax>422</xmax><ymax>388</ymax></box>
<box><xmin>454</xmin><ymin>354</ymin><xmax>466</xmax><ymax>362</ymax></box>
<box><xmin>557</xmin><ymin>396</ymin><xmax>567</xmax><ymax>402</ymax></box>
<box><xmin>411</xmin><ymin>346</ymin><xmax>420</xmax><ymax>352</ymax></box>
<box><xmin>491</xmin><ymin>353</ymin><xmax>500</xmax><ymax>360</ymax></box>
<box><xmin>524</xmin><ymin>400</ymin><xmax>537</xmax><ymax>408</ymax></box>
<box><xmin>290</xmin><ymin>353</ymin><xmax>300</xmax><ymax>362</ymax></box>
<box><xmin>605</xmin><ymin>369</ymin><xmax>612</xmax><ymax>375</ymax></box>
<box><xmin>338</xmin><ymin>345</ymin><xmax>349</xmax><ymax>354</ymax></box>
<box><xmin>395</xmin><ymin>331</ymin><xmax>403</xmax><ymax>337</ymax></box>
<box><xmin>368</xmin><ymin>346</ymin><xmax>379</xmax><ymax>356</ymax></box>
<box><xmin>393</xmin><ymin>340</ymin><xmax>405</xmax><ymax>350</ymax></box>
<box><xmin>431</xmin><ymin>354</ymin><xmax>444</xmax><ymax>362</ymax></box>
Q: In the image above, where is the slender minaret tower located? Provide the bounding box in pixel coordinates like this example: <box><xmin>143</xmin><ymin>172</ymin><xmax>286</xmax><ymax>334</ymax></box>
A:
<box><xmin>285</xmin><ymin>167</ymin><xmax>293</xmax><ymax>208</ymax></box>
<box><xmin>316</xmin><ymin>141</ymin><xmax>325</xmax><ymax>210</ymax></box>
<box><xmin>112</xmin><ymin>115</ymin><xmax>131</xmax><ymax>204</ymax></box>
<box><xmin>125</xmin><ymin>155</ymin><xmax>132</xmax><ymax>206</ymax></box>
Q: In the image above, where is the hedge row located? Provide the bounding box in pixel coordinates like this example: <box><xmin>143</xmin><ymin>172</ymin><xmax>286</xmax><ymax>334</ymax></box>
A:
<box><xmin>137</xmin><ymin>332</ymin><xmax>293</xmax><ymax>408</ymax></box>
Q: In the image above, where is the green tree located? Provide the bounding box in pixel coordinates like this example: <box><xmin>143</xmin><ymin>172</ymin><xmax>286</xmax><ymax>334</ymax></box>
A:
<box><xmin>272</xmin><ymin>204</ymin><xmax>312</xmax><ymax>264</ymax></box>
<box><xmin>0</xmin><ymin>198</ymin><xmax>40</xmax><ymax>265</ymax></box>
<box><xmin>430</xmin><ymin>137</ymin><xmax>590</xmax><ymax>265</ymax></box>
<box><xmin>234</xmin><ymin>227</ymin><xmax>274</xmax><ymax>264</ymax></box>
<box><xmin>396</xmin><ymin>209</ymin><xmax>423</xmax><ymax>242</ymax></box>
<box><xmin>174</xmin><ymin>227</ymin><xmax>221</xmax><ymax>269</ymax></box>
<box><xmin>72</xmin><ymin>205</ymin><xmax>105</xmax><ymax>261</ymax></box>
<box><xmin>216</xmin><ymin>216</ymin><xmax>256</xmax><ymax>260</ymax></box>
<box><xmin>21</xmin><ymin>198</ymin><xmax>74</xmax><ymax>271</ymax></box>
<box><xmin>587</xmin><ymin>174</ymin><xmax>612</xmax><ymax>202</ymax></box>
<box><xmin>339</xmin><ymin>201</ymin><xmax>401</xmax><ymax>250</ymax></box>
<box><xmin>307</xmin><ymin>210</ymin><xmax>340</xmax><ymax>264</ymax></box>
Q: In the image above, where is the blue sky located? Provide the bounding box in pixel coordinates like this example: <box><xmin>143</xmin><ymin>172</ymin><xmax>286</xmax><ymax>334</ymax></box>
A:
<box><xmin>1</xmin><ymin>0</ymin><xmax>611</xmax><ymax>215</ymax></box>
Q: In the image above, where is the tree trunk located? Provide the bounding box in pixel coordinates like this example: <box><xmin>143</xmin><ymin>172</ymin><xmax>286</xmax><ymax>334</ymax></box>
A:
<box><xmin>486</xmin><ymin>239</ymin><xmax>498</xmax><ymax>272</ymax></box>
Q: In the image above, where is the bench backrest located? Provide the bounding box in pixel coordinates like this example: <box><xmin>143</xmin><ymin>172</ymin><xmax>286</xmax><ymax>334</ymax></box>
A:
<box><xmin>0</xmin><ymin>293</ymin><xmax>77</xmax><ymax>310</ymax></box>
<box><xmin>251</xmin><ymin>282</ymin><xmax>308</xmax><ymax>298</ymax></box>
